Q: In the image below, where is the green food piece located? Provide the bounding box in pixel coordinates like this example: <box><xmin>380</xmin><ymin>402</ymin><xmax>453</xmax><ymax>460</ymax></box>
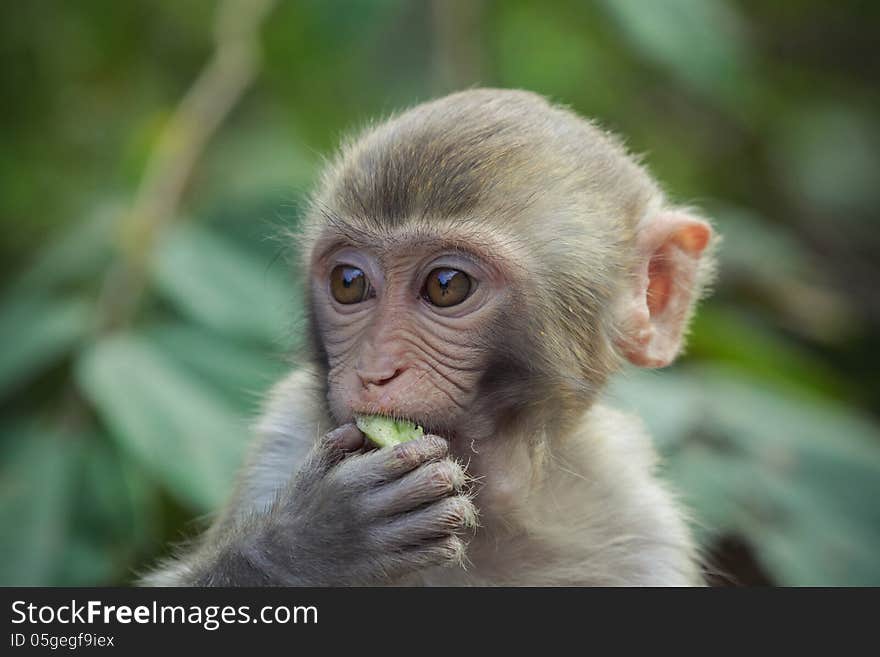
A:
<box><xmin>355</xmin><ymin>415</ymin><xmax>424</xmax><ymax>447</ymax></box>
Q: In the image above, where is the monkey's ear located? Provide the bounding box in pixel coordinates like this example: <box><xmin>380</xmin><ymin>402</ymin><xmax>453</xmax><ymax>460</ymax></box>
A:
<box><xmin>618</xmin><ymin>210</ymin><xmax>713</xmax><ymax>368</ymax></box>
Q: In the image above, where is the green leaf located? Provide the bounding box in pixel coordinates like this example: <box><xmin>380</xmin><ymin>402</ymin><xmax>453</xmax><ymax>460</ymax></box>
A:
<box><xmin>597</xmin><ymin>0</ymin><xmax>751</xmax><ymax>107</ymax></box>
<box><xmin>493</xmin><ymin>7</ymin><xmax>608</xmax><ymax>103</ymax></box>
<box><xmin>688</xmin><ymin>306</ymin><xmax>850</xmax><ymax>399</ymax></box>
<box><xmin>0</xmin><ymin>424</ymin><xmax>78</xmax><ymax>585</ymax></box>
<box><xmin>60</xmin><ymin>433</ymin><xmax>161</xmax><ymax>585</ymax></box>
<box><xmin>0</xmin><ymin>295</ymin><xmax>91</xmax><ymax>398</ymax></box>
<box><xmin>75</xmin><ymin>333</ymin><xmax>248</xmax><ymax>511</ymax></box>
<box><xmin>708</xmin><ymin>204</ymin><xmax>859</xmax><ymax>343</ymax></box>
<box><xmin>9</xmin><ymin>205</ymin><xmax>117</xmax><ymax>294</ymax></box>
<box><xmin>772</xmin><ymin>106</ymin><xmax>880</xmax><ymax>213</ymax></box>
<box><xmin>153</xmin><ymin>223</ymin><xmax>298</xmax><ymax>345</ymax></box>
<box><xmin>196</xmin><ymin>123</ymin><xmax>317</xmax><ymax>207</ymax></box>
<box><xmin>711</xmin><ymin>205</ymin><xmax>813</xmax><ymax>281</ymax></box>
<box><xmin>142</xmin><ymin>323</ymin><xmax>287</xmax><ymax>413</ymax></box>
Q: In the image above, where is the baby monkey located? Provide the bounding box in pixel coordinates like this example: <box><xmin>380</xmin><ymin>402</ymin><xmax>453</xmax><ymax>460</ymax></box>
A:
<box><xmin>143</xmin><ymin>88</ymin><xmax>715</xmax><ymax>586</ymax></box>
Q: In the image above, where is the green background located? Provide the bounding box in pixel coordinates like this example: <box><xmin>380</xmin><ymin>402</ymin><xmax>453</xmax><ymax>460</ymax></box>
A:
<box><xmin>1</xmin><ymin>0</ymin><xmax>879</xmax><ymax>586</ymax></box>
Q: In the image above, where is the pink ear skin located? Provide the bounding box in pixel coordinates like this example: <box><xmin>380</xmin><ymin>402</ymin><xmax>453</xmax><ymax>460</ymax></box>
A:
<box><xmin>619</xmin><ymin>211</ymin><xmax>713</xmax><ymax>369</ymax></box>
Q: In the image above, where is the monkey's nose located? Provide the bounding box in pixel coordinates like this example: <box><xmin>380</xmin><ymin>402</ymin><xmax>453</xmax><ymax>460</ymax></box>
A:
<box><xmin>357</xmin><ymin>367</ymin><xmax>404</xmax><ymax>388</ymax></box>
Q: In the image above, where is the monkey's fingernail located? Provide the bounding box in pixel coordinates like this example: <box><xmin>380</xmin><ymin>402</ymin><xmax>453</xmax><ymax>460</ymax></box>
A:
<box><xmin>324</xmin><ymin>424</ymin><xmax>364</xmax><ymax>451</ymax></box>
<box><xmin>422</xmin><ymin>434</ymin><xmax>450</xmax><ymax>453</ymax></box>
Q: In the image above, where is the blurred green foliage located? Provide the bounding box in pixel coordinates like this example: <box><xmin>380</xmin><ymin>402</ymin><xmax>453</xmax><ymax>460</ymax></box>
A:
<box><xmin>1</xmin><ymin>0</ymin><xmax>878</xmax><ymax>586</ymax></box>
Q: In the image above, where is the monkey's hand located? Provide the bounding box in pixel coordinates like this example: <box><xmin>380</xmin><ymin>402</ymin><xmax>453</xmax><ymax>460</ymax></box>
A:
<box><xmin>194</xmin><ymin>425</ymin><xmax>477</xmax><ymax>586</ymax></box>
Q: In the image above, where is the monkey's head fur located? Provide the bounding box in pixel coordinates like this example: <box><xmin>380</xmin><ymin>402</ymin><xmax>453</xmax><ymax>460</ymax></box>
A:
<box><xmin>297</xmin><ymin>89</ymin><xmax>716</xmax><ymax>445</ymax></box>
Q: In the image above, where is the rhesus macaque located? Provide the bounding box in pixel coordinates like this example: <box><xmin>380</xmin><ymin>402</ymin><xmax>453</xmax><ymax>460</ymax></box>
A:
<box><xmin>142</xmin><ymin>89</ymin><xmax>715</xmax><ymax>586</ymax></box>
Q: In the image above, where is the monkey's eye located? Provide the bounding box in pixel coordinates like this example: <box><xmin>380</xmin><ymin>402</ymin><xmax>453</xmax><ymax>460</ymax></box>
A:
<box><xmin>330</xmin><ymin>265</ymin><xmax>371</xmax><ymax>304</ymax></box>
<box><xmin>422</xmin><ymin>268</ymin><xmax>472</xmax><ymax>307</ymax></box>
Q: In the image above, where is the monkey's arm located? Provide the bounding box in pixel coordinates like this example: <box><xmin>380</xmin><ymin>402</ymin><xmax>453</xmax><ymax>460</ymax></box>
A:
<box><xmin>140</xmin><ymin>369</ymin><xmax>476</xmax><ymax>586</ymax></box>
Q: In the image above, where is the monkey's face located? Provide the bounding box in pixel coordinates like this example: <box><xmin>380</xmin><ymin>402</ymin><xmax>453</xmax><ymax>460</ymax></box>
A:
<box><xmin>309</xmin><ymin>231</ymin><xmax>516</xmax><ymax>439</ymax></box>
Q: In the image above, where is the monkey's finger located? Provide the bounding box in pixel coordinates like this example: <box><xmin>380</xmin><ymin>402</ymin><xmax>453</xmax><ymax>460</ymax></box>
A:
<box><xmin>371</xmin><ymin>495</ymin><xmax>478</xmax><ymax>548</ymax></box>
<box><xmin>363</xmin><ymin>458</ymin><xmax>466</xmax><ymax>517</ymax></box>
<box><xmin>336</xmin><ymin>434</ymin><xmax>449</xmax><ymax>485</ymax></box>
<box><xmin>323</xmin><ymin>424</ymin><xmax>365</xmax><ymax>452</ymax></box>
<box><xmin>379</xmin><ymin>536</ymin><xmax>468</xmax><ymax>576</ymax></box>
<box><xmin>314</xmin><ymin>424</ymin><xmax>365</xmax><ymax>470</ymax></box>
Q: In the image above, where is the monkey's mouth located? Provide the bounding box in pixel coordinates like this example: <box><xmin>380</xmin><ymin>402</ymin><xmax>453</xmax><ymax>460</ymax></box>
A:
<box><xmin>350</xmin><ymin>409</ymin><xmax>453</xmax><ymax>441</ymax></box>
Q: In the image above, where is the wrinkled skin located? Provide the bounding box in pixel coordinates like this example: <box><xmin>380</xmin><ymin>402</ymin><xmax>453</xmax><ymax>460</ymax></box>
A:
<box><xmin>311</xmin><ymin>241</ymin><xmax>514</xmax><ymax>441</ymax></box>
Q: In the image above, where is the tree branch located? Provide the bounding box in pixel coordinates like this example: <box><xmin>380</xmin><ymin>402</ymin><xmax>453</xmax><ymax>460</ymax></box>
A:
<box><xmin>96</xmin><ymin>0</ymin><xmax>277</xmax><ymax>331</ymax></box>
